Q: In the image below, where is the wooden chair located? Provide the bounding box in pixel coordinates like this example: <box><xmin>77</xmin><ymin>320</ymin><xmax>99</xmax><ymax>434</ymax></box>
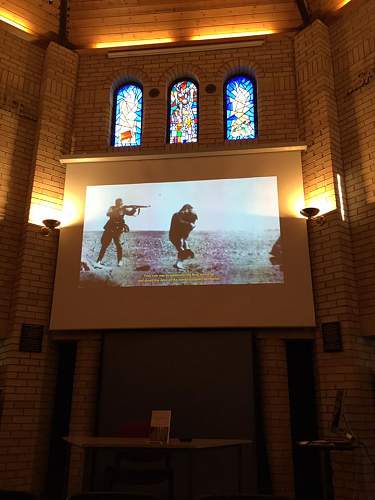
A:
<box><xmin>102</xmin><ymin>421</ymin><xmax>174</xmax><ymax>500</ymax></box>
<box><xmin>103</xmin><ymin>449</ymin><xmax>174</xmax><ymax>500</ymax></box>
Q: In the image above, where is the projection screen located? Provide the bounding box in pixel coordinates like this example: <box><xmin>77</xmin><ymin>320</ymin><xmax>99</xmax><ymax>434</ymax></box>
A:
<box><xmin>50</xmin><ymin>148</ymin><xmax>316</xmax><ymax>330</ymax></box>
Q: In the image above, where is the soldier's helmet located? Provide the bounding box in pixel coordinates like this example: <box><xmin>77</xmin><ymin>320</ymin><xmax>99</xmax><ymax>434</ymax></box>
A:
<box><xmin>180</xmin><ymin>204</ymin><xmax>193</xmax><ymax>212</ymax></box>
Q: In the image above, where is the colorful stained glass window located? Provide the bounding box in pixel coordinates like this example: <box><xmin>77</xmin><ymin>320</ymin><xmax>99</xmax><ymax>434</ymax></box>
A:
<box><xmin>169</xmin><ymin>80</ymin><xmax>198</xmax><ymax>144</ymax></box>
<box><xmin>113</xmin><ymin>83</ymin><xmax>143</xmax><ymax>147</ymax></box>
<box><xmin>225</xmin><ymin>76</ymin><xmax>256</xmax><ymax>140</ymax></box>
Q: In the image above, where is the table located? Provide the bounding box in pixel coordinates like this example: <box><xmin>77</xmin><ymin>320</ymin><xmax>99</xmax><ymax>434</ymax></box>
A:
<box><xmin>65</xmin><ymin>436</ymin><xmax>252</xmax><ymax>499</ymax></box>
<box><xmin>297</xmin><ymin>440</ymin><xmax>358</xmax><ymax>500</ymax></box>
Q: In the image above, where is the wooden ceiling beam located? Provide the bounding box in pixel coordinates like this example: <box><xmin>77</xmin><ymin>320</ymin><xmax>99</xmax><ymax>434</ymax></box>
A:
<box><xmin>58</xmin><ymin>0</ymin><xmax>68</xmax><ymax>45</ymax></box>
<box><xmin>59</xmin><ymin>0</ymin><xmax>76</xmax><ymax>48</ymax></box>
<box><xmin>295</xmin><ymin>0</ymin><xmax>311</xmax><ymax>25</ymax></box>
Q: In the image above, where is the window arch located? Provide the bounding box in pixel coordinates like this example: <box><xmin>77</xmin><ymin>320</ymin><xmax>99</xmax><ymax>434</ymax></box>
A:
<box><xmin>225</xmin><ymin>75</ymin><xmax>257</xmax><ymax>141</ymax></box>
<box><xmin>113</xmin><ymin>82</ymin><xmax>143</xmax><ymax>147</ymax></box>
<box><xmin>168</xmin><ymin>79</ymin><xmax>198</xmax><ymax>144</ymax></box>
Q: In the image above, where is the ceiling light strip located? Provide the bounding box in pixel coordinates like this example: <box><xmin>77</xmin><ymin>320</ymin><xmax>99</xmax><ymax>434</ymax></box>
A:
<box><xmin>0</xmin><ymin>13</ymin><xmax>31</xmax><ymax>33</ymax></box>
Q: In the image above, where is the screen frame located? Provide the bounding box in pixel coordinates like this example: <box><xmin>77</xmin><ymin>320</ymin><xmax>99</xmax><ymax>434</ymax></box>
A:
<box><xmin>50</xmin><ymin>146</ymin><xmax>316</xmax><ymax>330</ymax></box>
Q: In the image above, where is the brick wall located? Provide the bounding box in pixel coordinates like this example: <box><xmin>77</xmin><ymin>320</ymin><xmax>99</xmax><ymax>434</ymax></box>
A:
<box><xmin>0</xmin><ymin>30</ymin><xmax>78</xmax><ymax>492</ymax></box>
<box><xmin>295</xmin><ymin>5</ymin><xmax>375</xmax><ymax>498</ymax></box>
<box><xmin>330</xmin><ymin>0</ymin><xmax>375</xmax><ymax>333</ymax></box>
<box><xmin>329</xmin><ymin>1</ymin><xmax>375</xmax><ymax>496</ymax></box>
<box><xmin>67</xmin><ymin>337</ymin><xmax>102</xmax><ymax>494</ymax></box>
<box><xmin>256</xmin><ymin>334</ymin><xmax>295</xmax><ymax>497</ymax></box>
<box><xmin>72</xmin><ymin>34</ymin><xmax>300</xmax><ymax>155</ymax></box>
<box><xmin>0</xmin><ymin>29</ymin><xmax>44</xmax><ymax>425</ymax></box>
<box><xmin>0</xmin><ymin>29</ymin><xmax>43</xmax><ymax>338</ymax></box>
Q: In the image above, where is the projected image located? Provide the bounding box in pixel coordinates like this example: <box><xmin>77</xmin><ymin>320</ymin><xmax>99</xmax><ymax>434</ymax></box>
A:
<box><xmin>80</xmin><ymin>177</ymin><xmax>284</xmax><ymax>287</ymax></box>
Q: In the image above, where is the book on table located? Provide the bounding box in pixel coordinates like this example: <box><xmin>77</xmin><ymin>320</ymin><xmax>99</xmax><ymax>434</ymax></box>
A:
<box><xmin>149</xmin><ymin>410</ymin><xmax>171</xmax><ymax>443</ymax></box>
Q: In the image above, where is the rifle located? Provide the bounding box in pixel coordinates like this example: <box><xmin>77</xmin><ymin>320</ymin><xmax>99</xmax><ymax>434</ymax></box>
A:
<box><xmin>122</xmin><ymin>204</ymin><xmax>151</xmax><ymax>215</ymax></box>
<box><xmin>123</xmin><ymin>205</ymin><xmax>151</xmax><ymax>209</ymax></box>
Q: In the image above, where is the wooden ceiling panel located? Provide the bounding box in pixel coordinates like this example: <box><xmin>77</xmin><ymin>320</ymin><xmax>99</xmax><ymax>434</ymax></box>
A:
<box><xmin>0</xmin><ymin>1</ymin><xmax>354</xmax><ymax>48</ymax></box>
<box><xmin>0</xmin><ymin>0</ymin><xmax>60</xmax><ymax>36</ymax></box>
<box><xmin>308</xmin><ymin>0</ymin><xmax>352</xmax><ymax>18</ymax></box>
<box><xmin>68</xmin><ymin>0</ymin><xmax>303</xmax><ymax>48</ymax></box>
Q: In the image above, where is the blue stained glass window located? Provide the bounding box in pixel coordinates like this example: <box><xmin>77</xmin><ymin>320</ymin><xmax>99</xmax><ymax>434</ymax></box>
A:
<box><xmin>225</xmin><ymin>76</ymin><xmax>256</xmax><ymax>140</ymax></box>
<box><xmin>169</xmin><ymin>80</ymin><xmax>198</xmax><ymax>144</ymax></box>
<box><xmin>113</xmin><ymin>83</ymin><xmax>143</xmax><ymax>147</ymax></box>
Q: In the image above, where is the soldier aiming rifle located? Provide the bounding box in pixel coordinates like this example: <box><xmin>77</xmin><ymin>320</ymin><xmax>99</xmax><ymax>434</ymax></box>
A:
<box><xmin>96</xmin><ymin>198</ymin><xmax>150</xmax><ymax>267</ymax></box>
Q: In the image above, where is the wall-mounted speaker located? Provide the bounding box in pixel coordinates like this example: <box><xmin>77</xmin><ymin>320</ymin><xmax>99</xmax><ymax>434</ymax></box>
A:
<box><xmin>149</xmin><ymin>88</ymin><xmax>160</xmax><ymax>98</ymax></box>
<box><xmin>205</xmin><ymin>83</ymin><xmax>217</xmax><ymax>94</ymax></box>
<box><xmin>19</xmin><ymin>324</ymin><xmax>45</xmax><ymax>353</ymax></box>
<box><xmin>321</xmin><ymin>322</ymin><xmax>342</xmax><ymax>352</ymax></box>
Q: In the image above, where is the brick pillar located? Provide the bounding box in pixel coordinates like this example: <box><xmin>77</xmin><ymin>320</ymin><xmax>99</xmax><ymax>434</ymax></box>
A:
<box><xmin>0</xmin><ymin>42</ymin><xmax>78</xmax><ymax>493</ymax></box>
<box><xmin>295</xmin><ymin>20</ymin><xmax>375</xmax><ymax>500</ymax></box>
<box><xmin>67</xmin><ymin>337</ymin><xmax>102</xmax><ymax>495</ymax></box>
<box><xmin>256</xmin><ymin>335</ymin><xmax>294</xmax><ymax>498</ymax></box>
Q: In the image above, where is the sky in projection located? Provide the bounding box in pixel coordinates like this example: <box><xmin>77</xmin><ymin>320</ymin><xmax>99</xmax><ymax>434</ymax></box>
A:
<box><xmin>83</xmin><ymin>177</ymin><xmax>280</xmax><ymax>233</ymax></box>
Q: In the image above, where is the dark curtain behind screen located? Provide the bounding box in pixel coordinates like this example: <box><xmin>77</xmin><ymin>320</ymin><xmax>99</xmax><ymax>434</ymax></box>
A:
<box><xmin>96</xmin><ymin>330</ymin><xmax>256</xmax><ymax>497</ymax></box>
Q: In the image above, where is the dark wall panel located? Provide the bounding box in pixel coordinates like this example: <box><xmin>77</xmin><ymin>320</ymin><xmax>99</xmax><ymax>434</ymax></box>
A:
<box><xmin>98</xmin><ymin>330</ymin><xmax>254</xmax><ymax>439</ymax></box>
<box><xmin>96</xmin><ymin>330</ymin><xmax>256</xmax><ymax>497</ymax></box>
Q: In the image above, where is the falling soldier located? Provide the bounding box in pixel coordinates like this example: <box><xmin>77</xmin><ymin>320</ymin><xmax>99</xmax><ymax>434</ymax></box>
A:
<box><xmin>169</xmin><ymin>204</ymin><xmax>198</xmax><ymax>270</ymax></box>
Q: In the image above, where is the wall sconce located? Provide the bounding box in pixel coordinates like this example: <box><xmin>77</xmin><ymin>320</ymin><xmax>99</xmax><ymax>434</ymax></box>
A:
<box><xmin>300</xmin><ymin>207</ymin><xmax>324</xmax><ymax>224</ymax></box>
<box><xmin>41</xmin><ymin>219</ymin><xmax>61</xmax><ymax>236</ymax></box>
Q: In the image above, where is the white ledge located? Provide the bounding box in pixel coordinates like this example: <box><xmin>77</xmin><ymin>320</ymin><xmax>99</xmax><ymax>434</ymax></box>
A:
<box><xmin>107</xmin><ymin>40</ymin><xmax>264</xmax><ymax>58</ymax></box>
<box><xmin>60</xmin><ymin>145</ymin><xmax>307</xmax><ymax>164</ymax></box>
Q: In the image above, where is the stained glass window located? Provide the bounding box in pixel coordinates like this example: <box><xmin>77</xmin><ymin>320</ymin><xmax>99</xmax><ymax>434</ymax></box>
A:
<box><xmin>113</xmin><ymin>83</ymin><xmax>143</xmax><ymax>147</ymax></box>
<box><xmin>225</xmin><ymin>76</ymin><xmax>256</xmax><ymax>140</ymax></box>
<box><xmin>168</xmin><ymin>80</ymin><xmax>198</xmax><ymax>144</ymax></box>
